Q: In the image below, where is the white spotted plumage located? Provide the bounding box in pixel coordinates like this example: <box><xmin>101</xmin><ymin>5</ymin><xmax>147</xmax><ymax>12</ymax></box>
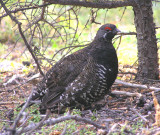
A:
<box><xmin>22</xmin><ymin>24</ymin><xmax>118</xmax><ymax>114</ymax></box>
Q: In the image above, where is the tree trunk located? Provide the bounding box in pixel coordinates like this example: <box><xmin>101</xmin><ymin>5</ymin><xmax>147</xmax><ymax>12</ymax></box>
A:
<box><xmin>133</xmin><ymin>0</ymin><xmax>159</xmax><ymax>81</ymax></box>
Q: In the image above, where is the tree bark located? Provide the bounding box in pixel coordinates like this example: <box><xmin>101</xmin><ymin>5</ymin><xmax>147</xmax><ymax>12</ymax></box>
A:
<box><xmin>47</xmin><ymin>0</ymin><xmax>136</xmax><ymax>8</ymax></box>
<box><xmin>133</xmin><ymin>0</ymin><xmax>159</xmax><ymax>81</ymax></box>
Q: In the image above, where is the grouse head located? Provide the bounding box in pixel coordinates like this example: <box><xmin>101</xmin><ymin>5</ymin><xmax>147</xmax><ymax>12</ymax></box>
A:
<box><xmin>95</xmin><ymin>24</ymin><xmax>120</xmax><ymax>41</ymax></box>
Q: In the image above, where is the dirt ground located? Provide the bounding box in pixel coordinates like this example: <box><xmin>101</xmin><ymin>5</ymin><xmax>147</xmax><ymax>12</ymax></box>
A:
<box><xmin>1</xmin><ymin>66</ymin><xmax>160</xmax><ymax>134</ymax></box>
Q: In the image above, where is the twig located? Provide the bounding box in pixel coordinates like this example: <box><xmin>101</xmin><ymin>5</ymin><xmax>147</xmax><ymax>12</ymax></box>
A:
<box><xmin>111</xmin><ymin>90</ymin><xmax>142</xmax><ymax>97</ymax></box>
<box><xmin>120</xmin><ymin>7</ymin><xmax>126</xmax><ymax>21</ymax></box>
<box><xmin>16</xmin><ymin>115</ymin><xmax>107</xmax><ymax>134</ymax></box>
<box><xmin>18</xmin><ymin>24</ymin><xmax>44</xmax><ymax>76</ymax></box>
<box><xmin>116</xmin><ymin>35</ymin><xmax>122</xmax><ymax>51</ymax></box>
<box><xmin>118</xmin><ymin>32</ymin><xmax>137</xmax><ymax>35</ymax></box>
<box><xmin>155</xmin><ymin>26</ymin><xmax>160</xmax><ymax>29</ymax></box>
<box><xmin>107</xmin><ymin>123</ymin><xmax>118</xmax><ymax>135</ymax></box>
<box><xmin>0</xmin><ymin>3</ymin><xmax>50</xmax><ymax>19</ymax></box>
<box><xmin>130</xmin><ymin>108</ymin><xmax>149</xmax><ymax>123</ymax></box>
<box><xmin>8</xmin><ymin>73</ymin><xmax>40</xmax><ymax>93</ymax></box>
<box><xmin>0</xmin><ymin>119</ymin><xmax>14</xmax><ymax>123</ymax></box>
<box><xmin>115</xmin><ymin>79</ymin><xmax>160</xmax><ymax>91</ymax></box>
<box><xmin>17</xmin><ymin>113</ymin><xmax>29</xmax><ymax>135</ymax></box>
<box><xmin>0</xmin><ymin>102</ymin><xmax>20</xmax><ymax>105</ymax></box>
<box><xmin>61</xmin><ymin>124</ymin><xmax>68</xmax><ymax>135</ymax></box>
<box><xmin>10</xmin><ymin>89</ymin><xmax>34</xmax><ymax>134</ymax></box>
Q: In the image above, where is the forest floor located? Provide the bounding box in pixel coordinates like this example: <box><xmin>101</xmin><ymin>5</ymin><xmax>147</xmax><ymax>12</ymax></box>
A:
<box><xmin>1</xmin><ymin>43</ymin><xmax>160</xmax><ymax>135</ymax></box>
<box><xmin>1</xmin><ymin>63</ymin><xmax>160</xmax><ymax>135</ymax></box>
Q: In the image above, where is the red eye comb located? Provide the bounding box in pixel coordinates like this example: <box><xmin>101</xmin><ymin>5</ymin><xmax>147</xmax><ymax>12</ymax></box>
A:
<box><xmin>105</xmin><ymin>27</ymin><xmax>112</xmax><ymax>30</ymax></box>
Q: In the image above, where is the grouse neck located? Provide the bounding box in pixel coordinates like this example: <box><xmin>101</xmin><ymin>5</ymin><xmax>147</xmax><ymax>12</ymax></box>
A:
<box><xmin>91</xmin><ymin>37</ymin><xmax>113</xmax><ymax>49</ymax></box>
<box><xmin>97</xmin><ymin>37</ymin><xmax>112</xmax><ymax>43</ymax></box>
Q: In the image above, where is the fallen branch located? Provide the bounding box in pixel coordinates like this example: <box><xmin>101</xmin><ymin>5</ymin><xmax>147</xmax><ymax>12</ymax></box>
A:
<box><xmin>111</xmin><ymin>90</ymin><xmax>142</xmax><ymax>97</ymax></box>
<box><xmin>0</xmin><ymin>102</ymin><xmax>20</xmax><ymax>105</ymax></box>
<box><xmin>16</xmin><ymin>115</ymin><xmax>107</xmax><ymax>134</ymax></box>
<box><xmin>8</xmin><ymin>73</ymin><xmax>40</xmax><ymax>93</ymax></box>
<box><xmin>115</xmin><ymin>79</ymin><xmax>160</xmax><ymax>92</ymax></box>
<box><xmin>10</xmin><ymin>89</ymin><xmax>34</xmax><ymax>134</ymax></box>
<box><xmin>130</xmin><ymin>108</ymin><xmax>149</xmax><ymax>123</ymax></box>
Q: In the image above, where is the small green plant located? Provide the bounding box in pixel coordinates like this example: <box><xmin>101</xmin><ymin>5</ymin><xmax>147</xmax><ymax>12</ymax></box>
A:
<box><xmin>79</xmin><ymin>127</ymin><xmax>97</xmax><ymax>135</ymax></box>
<box><xmin>71</xmin><ymin>109</ymin><xmax>81</xmax><ymax>116</ymax></box>
<box><xmin>130</xmin><ymin>119</ymin><xmax>144</xmax><ymax>134</ymax></box>
<box><xmin>28</xmin><ymin>105</ymin><xmax>41</xmax><ymax>123</ymax></box>
<box><xmin>90</xmin><ymin>110</ymin><xmax>99</xmax><ymax>121</ymax></box>
<box><xmin>37</xmin><ymin>109</ymin><xmax>100</xmax><ymax>134</ymax></box>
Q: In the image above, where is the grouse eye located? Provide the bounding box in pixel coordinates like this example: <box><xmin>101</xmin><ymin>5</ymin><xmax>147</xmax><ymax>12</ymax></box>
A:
<box><xmin>105</xmin><ymin>27</ymin><xmax>112</xmax><ymax>31</ymax></box>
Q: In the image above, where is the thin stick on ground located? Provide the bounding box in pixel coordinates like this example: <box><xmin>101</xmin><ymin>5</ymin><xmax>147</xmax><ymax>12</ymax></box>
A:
<box><xmin>61</xmin><ymin>124</ymin><xmax>68</xmax><ymax>135</ymax></box>
<box><xmin>107</xmin><ymin>123</ymin><xmax>118</xmax><ymax>135</ymax></box>
<box><xmin>16</xmin><ymin>115</ymin><xmax>107</xmax><ymax>134</ymax></box>
<box><xmin>111</xmin><ymin>90</ymin><xmax>142</xmax><ymax>97</ymax></box>
<box><xmin>130</xmin><ymin>108</ymin><xmax>149</xmax><ymax>123</ymax></box>
<box><xmin>10</xmin><ymin>89</ymin><xmax>34</xmax><ymax>134</ymax></box>
<box><xmin>115</xmin><ymin>79</ymin><xmax>160</xmax><ymax>91</ymax></box>
<box><xmin>0</xmin><ymin>102</ymin><xmax>20</xmax><ymax>105</ymax></box>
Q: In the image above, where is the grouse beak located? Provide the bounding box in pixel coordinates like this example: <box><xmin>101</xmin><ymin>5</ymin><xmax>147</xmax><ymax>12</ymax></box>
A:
<box><xmin>116</xmin><ymin>28</ymin><xmax>121</xmax><ymax>34</ymax></box>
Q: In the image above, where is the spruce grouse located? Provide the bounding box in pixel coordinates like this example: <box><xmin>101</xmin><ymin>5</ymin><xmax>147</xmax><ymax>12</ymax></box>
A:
<box><xmin>24</xmin><ymin>24</ymin><xmax>120</xmax><ymax>113</ymax></box>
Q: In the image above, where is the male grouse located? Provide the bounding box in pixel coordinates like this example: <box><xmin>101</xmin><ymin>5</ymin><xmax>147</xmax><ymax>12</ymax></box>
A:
<box><xmin>24</xmin><ymin>24</ymin><xmax>119</xmax><ymax>113</ymax></box>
